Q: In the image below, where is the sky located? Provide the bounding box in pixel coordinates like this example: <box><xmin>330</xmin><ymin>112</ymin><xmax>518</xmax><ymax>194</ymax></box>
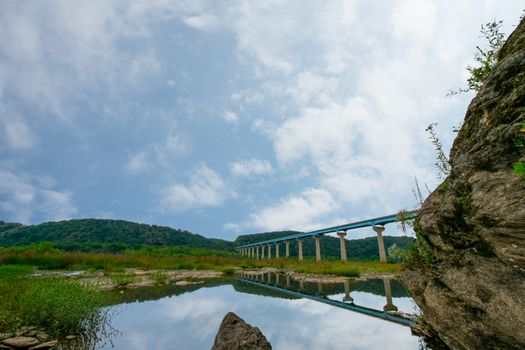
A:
<box><xmin>0</xmin><ymin>1</ymin><xmax>523</xmax><ymax>241</ymax></box>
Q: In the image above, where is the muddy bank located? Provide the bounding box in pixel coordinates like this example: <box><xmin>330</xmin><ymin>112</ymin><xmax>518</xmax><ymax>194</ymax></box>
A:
<box><xmin>37</xmin><ymin>268</ymin><xmax>225</xmax><ymax>290</ymax></box>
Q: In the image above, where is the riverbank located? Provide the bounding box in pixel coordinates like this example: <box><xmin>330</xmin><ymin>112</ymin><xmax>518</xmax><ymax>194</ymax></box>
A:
<box><xmin>0</xmin><ymin>248</ymin><xmax>402</xmax><ymax>277</ymax></box>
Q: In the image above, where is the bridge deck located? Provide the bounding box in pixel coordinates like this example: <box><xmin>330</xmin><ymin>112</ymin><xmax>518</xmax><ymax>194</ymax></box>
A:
<box><xmin>236</xmin><ymin>210</ymin><xmax>417</xmax><ymax>249</ymax></box>
<box><xmin>237</xmin><ymin>277</ymin><xmax>415</xmax><ymax>326</ymax></box>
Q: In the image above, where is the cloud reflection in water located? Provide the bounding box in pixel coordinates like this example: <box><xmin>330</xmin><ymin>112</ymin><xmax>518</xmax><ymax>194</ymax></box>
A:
<box><xmin>103</xmin><ymin>282</ymin><xmax>420</xmax><ymax>350</ymax></box>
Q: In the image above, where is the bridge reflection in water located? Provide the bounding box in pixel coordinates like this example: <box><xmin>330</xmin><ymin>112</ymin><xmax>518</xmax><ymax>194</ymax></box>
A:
<box><xmin>237</xmin><ymin>272</ymin><xmax>415</xmax><ymax>327</ymax></box>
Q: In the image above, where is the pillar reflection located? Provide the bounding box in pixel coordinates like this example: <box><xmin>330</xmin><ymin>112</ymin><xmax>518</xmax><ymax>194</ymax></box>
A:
<box><xmin>383</xmin><ymin>278</ymin><xmax>398</xmax><ymax>312</ymax></box>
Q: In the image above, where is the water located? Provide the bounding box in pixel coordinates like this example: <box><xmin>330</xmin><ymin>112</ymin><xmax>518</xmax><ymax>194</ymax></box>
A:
<box><xmin>99</xmin><ymin>274</ymin><xmax>423</xmax><ymax>349</ymax></box>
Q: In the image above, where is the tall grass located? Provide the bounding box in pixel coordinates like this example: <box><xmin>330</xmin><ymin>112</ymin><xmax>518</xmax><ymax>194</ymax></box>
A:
<box><xmin>0</xmin><ymin>248</ymin><xmax>402</xmax><ymax>276</ymax></box>
<box><xmin>0</xmin><ymin>265</ymin><xmax>111</xmax><ymax>335</ymax></box>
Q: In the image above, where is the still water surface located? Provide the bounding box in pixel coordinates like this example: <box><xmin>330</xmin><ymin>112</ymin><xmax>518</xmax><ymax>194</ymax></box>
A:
<box><xmin>100</xmin><ymin>275</ymin><xmax>423</xmax><ymax>350</ymax></box>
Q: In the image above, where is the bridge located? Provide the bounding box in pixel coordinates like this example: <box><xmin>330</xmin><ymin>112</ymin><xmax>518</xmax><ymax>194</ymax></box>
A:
<box><xmin>237</xmin><ymin>272</ymin><xmax>415</xmax><ymax>326</ymax></box>
<box><xmin>235</xmin><ymin>211</ymin><xmax>418</xmax><ymax>263</ymax></box>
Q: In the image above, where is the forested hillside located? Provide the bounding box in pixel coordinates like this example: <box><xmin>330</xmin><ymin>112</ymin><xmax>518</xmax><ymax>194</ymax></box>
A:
<box><xmin>0</xmin><ymin>219</ymin><xmax>233</xmax><ymax>252</ymax></box>
<box><xmin>0</xmin><ymin>219</ymin><xmax>414</xmax><ymax>260</ymax></box>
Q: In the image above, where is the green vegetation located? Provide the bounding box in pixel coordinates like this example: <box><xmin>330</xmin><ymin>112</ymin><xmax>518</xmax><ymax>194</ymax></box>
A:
<box><xmin>109</xmin><ymin>272</ymin><xmax>137</xmax><ymax>287</ymax></box>
<box><xmin>390</xmin><ymin>235</ymin><xmax>435</xmax><ymax>269</ymax></box>
<box><xmin>426</xmin><ymin>123</ymin><xmax>451</xmax><ymax>180</ymax></box>
<box><xmin>0</xmin><ymin>244</ymin><xmax>403</xmax><ymax>277</ymax></box>
<box><xmin>151</xmin><ymin>271</ymin><xmax>169</xmax><ymax>285</ymax></box>
<box><xmin>0</xmin><ymin>219</ymin><xmax>232</xmax><ymax>252</ymax></box>
<box><xmin>0</xmin><ymin>219</ymin><xmax>415</xmax><ymax>261</ymax></box>
<box><xmin>0</xmin><ymin>265</ymin><xmax>111</xmax><ymax>336</ymax></box>
<box><xmin>513</xmin><ymin>123</ymin><xmax>525</xmax><ymax>180</ymax></box>
<box><xmin>448</xmin><ymin>19</ymin><xmax>505</xmax><ymax>95</ymax></box>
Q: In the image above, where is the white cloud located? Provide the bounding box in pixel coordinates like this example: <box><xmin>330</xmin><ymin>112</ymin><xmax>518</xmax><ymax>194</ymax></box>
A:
<box><xmin>127</xmin><ymin>151</ymin><xmax>150</xmax><ymax>173</ymax></box>
<box><xmin>287</xmin><ymin>72</ymin><xmax>337</xmax><ymax>107</ymax></box>
<box><xmin>222</xmin><ymin>110</ymin><xmax>238</xmax><ymax>123</ymax></box>
<box><xmin>0</xmin><ymin>169</ymin><xmax>77</xmax><ymax>223</ymax></box>
<box><xmin>183</xmin><ymin>13</ymin><xmax>220</xmax><ymax>32</ymax></box>
<box><xmin>0</xmin><ymin>1</ymin><xmax>214</xmax><ymax>120</ymax></box>
<box><xmin>227</xmin><ymin>1</ymin><xmax>520</xmax><ymax>227</ymax></box>
<box><xmin>0</xmin><ymin>108</ymin><xmax>37</xmax><ymax>150</ymax></box>
<box><xmin>159</xmin><ymin>164</ymin><xmax>232</xmax><ymax>211</ymax></box>
<box><xmin>246</xmin><ymin>188</ymin><xmax>338</xmax><ymax>231</ymax></box>
<box><xmin>229</xmin><ymin>158</ymin><xmax>273</xmax><ymax>177</ymax></box>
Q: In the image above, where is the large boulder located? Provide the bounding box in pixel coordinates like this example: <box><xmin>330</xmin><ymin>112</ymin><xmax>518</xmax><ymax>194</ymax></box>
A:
<box><xmin>211</xmin><ymin>312</ymin><xmax>272</xmax><ymax>350</ymax></box>
<box><xmin>401</xmin><ymin>18</ymin><xmax>525</xmax><ymax>350</ymax></box>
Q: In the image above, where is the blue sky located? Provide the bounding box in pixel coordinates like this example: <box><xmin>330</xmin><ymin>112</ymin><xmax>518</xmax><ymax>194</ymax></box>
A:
<box><xmin>0</xmin><ymin>1</ymin><xmax>523</xmax><ymax>240</ymax></box>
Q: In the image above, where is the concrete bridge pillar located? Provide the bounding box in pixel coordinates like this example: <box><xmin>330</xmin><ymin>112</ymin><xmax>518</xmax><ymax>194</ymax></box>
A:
<box><xmin>267</xmin><ymin>244</ymin><xmax>272</xmax><ymax>259</ymax></box>
<box><xmin>337</xmin><ymin>231</ymin><xmax>348</xmax><ymax>261</ymax></box>
<box><xmin>299</xmin><ymin>279</ymin><xmax>304</xmax><ymax>291</ymax></box>
<box><xmin>343</xmin><ymin>279</ymin><xmax>354</xmax><ymax>303</ymax></box>
<box><xmin>286</xmin><ymin>275</ymin><xmax>290</xmax><ymax>288</ymax></box>
<box><xmin>373</xmin><ymin>225</ymin><xmax>387</xmax><ymax>263</ymax></box>
<box><xmin>261</xmin><ymin>245</ymin><xmax>265</xmax><ymax>259</ymax></box>
<box><xmin>276</xmin><ymin>273</ymin><xmax>280</xmax><ymax>285</ymax></box>
<box><xmin>256</xmin><ymin>246</ymin><xmax>260</xmax><ymax>260</ymax></box>
<box><xmin>297</xmin><ymin>239</ymin><xmax>304</xmax><ymax>261</ymax></box>
<box><xmin>251</xmin><ymin>247</ymin><xmax>254</xmax><ymax>258</ymax></box>
<box><xmin>285</xmin><ymin>241</ymin><xmax>290</xmax><ymax>258</ymax></box>
<box><xmin>314</xmin><ymin>236</ymin><xmax>322</xmax><ymax>262</ymax></box>
<box><xmin>275</xmin><ymin>243</ymin><xmax>280</xmax><ymax>258</ymax></box>
<box><xmin>383</xmin><ymin>278</ymin><xmax>398</xmax><ymax>312</ymax></box>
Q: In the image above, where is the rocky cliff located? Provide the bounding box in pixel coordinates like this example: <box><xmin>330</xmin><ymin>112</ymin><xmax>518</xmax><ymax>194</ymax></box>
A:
<box><xmin>401</xmin><ymin>18</ymin><xmax>525</xmax><ymax>350</ymax></box>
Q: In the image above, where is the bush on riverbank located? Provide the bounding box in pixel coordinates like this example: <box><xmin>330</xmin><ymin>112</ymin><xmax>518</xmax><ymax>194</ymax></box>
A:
<box><xmin>0</xmin><ymin>265</ymin><xmax>111</xmax><ymax>335</ymax></box>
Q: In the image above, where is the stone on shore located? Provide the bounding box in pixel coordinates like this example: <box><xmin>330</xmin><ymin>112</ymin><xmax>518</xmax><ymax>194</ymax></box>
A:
<box><xmin>212</xmin><ymin>312</ymin><xmax>271</xmax><ymax>350</ymax></box>
<box><xmin>28</xmin><ymin>340</ymin><xmax>58</xmax><ymax>350</ymax></box>
<box><xmin>1</xmin><ymin>336</ymin><xmax>40</xmax><ymax>348</ymax></box>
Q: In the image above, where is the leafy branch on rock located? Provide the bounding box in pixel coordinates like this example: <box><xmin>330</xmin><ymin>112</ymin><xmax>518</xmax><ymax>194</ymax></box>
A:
<box><xmin>447</xmin><ymin>20</ymin><xmax>505</xmax><ymax>96</ymax></box>
<box><xmin>426</xmin><ymin>123</ymin><xmax>451</xmax><ymax>180</ymax></box>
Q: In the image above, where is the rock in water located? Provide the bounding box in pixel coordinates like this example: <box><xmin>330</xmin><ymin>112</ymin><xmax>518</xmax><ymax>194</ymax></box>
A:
<box><xmin>212</xmin><ymin>312</ymin><xmax>272</xmax><ymax>350</ymax></box>
<box><xmin>401</xmin><ymin>17</ymin><xmax>525</xmax><ymax>350</ymax></box>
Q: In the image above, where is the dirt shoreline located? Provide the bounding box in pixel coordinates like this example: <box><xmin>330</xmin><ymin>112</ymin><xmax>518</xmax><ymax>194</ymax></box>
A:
<box><xmin>39</xmin><ymin>267</ymin><xmax>398</xmax><ymax>290</ymax></box>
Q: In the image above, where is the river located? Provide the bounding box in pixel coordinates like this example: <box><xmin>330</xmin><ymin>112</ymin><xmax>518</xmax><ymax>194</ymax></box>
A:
<box><xmin>96</xmin><ymin>274</ymin><xmax>424</xmax><ymax>349</ymax></box>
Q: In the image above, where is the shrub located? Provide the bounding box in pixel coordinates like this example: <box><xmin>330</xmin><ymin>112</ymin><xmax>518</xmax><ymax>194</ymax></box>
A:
<box><xmin>222</xmin><ymin>266</ymin><xmax>236</xmax><ymax>275</ymax></box>
<box><xmin>151</xmin><ymin>272</ymin><xmax>169</xmax><ymax>285</ymax></box>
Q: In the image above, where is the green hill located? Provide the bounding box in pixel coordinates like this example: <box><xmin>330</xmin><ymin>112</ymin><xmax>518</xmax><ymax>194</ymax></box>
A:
<box><xmin>0</xmin><ymin>219</ymin><xmax>233</xmax><ymax>252</ymax></box>
<box><xmin>0</xmin><ymin>219</ymin><xmax>414</xmax><ymax>260</ymax></box>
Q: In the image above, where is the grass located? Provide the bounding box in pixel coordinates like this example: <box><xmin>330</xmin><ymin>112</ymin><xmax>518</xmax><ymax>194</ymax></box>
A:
<box><xmin>0</xmin><ymin>247</ymin><xmax>402</xmax><ymax>277</ymax></box>
<box><xmin>0</xmin><ymin>265</ymin><xmax>111</xmax><ymax>335</ymax></box>
<box><xmin>109</xmin><ymin>272</ymin><xmax>137</xmax><ymax>287</ymax></box>
<box><xmin>151</xmin><ymin>271</ymin><xmax>169</xmax><ymax>285</ymax></box>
